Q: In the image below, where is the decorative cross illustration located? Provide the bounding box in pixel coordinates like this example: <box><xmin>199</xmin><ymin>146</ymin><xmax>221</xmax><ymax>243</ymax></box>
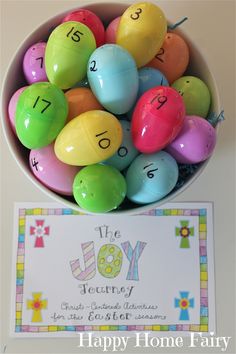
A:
<box><xmin>30</xmin><ymin>219</ymin><xmax>50</xmax><ymax>248</ymax></box>
<box><xmin>174</xmin><ymin>291</ymin><xmax>194</xmax><ymax>320</ymax></box>
<box><xmin>27</xmin><ymin>292</ymin><xmax>47</xmax><ymax>322</ymax></box>
<box><xmin>175</xmin><ymin>220</ymin><xmax>194</xmax><ymax>248</ymax></box>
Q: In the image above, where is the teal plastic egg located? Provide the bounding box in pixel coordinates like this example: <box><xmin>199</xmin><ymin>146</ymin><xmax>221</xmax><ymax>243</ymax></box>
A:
<box><xmin>103</xmin><ymin>120</ymin><xmax>139</xmax><ymax>170</ymax></box>
<box><xmin>126</xmin><ymin>151</ymin><xmax>178</xmax><ymax>204</ymax></box>
<box><xmin>87</xmin><ymin>44</ymin><xmax>139</xmax><ymax>114</ymax></box>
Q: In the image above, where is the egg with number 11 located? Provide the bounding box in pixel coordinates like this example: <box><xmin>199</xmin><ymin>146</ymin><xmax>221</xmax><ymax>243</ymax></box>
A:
<box><xmin>131</xmin><ymin>86</ymin><xmax>185</xmax><ymax>153</ymax></box>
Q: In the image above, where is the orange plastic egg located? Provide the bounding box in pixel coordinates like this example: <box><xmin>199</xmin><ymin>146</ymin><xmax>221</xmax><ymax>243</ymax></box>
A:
<box><xmin>146</xmin><ymin>32</ymin><xmax>189</xmax><ymax>84</ymax></box>
<box><xmin>65</xmin><ymin>87</ymin><xmax>103</xmax><ymax>121</ymax></box>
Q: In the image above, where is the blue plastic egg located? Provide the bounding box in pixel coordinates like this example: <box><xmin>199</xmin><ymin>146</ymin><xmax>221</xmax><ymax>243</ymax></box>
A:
<box><xmin>138</xmin><ymin>67</ymin><xmax>169</xmax><ymax>98</ymax></box>
<box><xmin>127</xmin><ymin>67</ymin><xmax>169</xmax><ymax>120</ymax></box>
<box><xmin>103</xmin><ymin>120</ymin><xmax>139</xmax><ymax>171</ymax></box>
<box><xmin>125</xmin><ymin>151</ymin><xmax>178</xmax><ymax>204</ymax></box>
<box><xmin>87</xmin><ymin>44</ymin><xmax>139</xmax><ymax>114</ymax></box>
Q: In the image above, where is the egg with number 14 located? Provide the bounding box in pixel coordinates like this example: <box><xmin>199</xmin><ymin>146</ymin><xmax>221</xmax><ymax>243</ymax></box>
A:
<box><xmin>131</xmin><ymin>86</ymin><xmax>185</xmax><ymax>153</ymax></box>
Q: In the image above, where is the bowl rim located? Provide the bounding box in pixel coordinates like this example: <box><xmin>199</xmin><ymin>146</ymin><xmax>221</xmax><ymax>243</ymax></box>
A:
<box><xmin>0</xmin><ymin>1</ymin><xmax>221</xmax><ymax>215</ymax></box>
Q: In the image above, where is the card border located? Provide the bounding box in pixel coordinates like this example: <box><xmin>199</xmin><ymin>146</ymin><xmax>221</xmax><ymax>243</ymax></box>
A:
<box><xmin>13</xmin><ymin>206</ymin><xmax>210</xmax><ymax>334</ymax></box>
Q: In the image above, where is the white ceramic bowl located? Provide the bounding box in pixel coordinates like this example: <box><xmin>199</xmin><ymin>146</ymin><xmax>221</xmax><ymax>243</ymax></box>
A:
<box><xmin>1</xmin><ymin>2</ymin><xmax>220</xmax><ymax>215</ymax></box>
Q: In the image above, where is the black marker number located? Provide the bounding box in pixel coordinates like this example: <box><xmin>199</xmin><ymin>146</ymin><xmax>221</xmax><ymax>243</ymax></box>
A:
<box><xmin>150</xmin><ymin>94</ymin><xmax>167</xmax><ymax>110</ymax></box>
<box><xmin>118</xmin><ymin>146</ymin><xmax>128</xmax><ymax>158</ymax></box>
<box><xmin>130</xmin><ymin>8</ymin><xmax>142</xmax><ymax>20</ymax></box>
<box><xmin>143</xmin><ymin>163</ymin><xmax>158</xmax><ymax>178</ymax></box>
<box><xmin>33</xmin><ymin>96</ymin><xmax>52</xmax><ymax>113</ymax></box>
<box><xmin>36</xmin><ymin>57</ymin><xmax>43</xmax><ymax>68</ymax></box>
<box><xmin>66</xmin><ymin>26</ymin><xmax>84</xmax><ymax>42</ymax></box>
<box><xmin>155</xmin><ymin>47</ymin><xmax>165</xmax><ymax>63</ymax></box>
<box><xmin>90</xmin><ymin>60</ymin><xmax>97</xmax><ymax>72</ymax></box>
<box><xmin>95</xmin><ymin>131</ymin><xmax>111</xmax><ymax>149</ymax></box>
<box><xmin>31</xmin><ymin>158</ymin><xmax>39</xmax><ymax>171</ymax></box>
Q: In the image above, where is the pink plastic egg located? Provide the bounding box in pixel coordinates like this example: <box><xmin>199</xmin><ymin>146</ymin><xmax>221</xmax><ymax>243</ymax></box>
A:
<box><xmin>29</xmin><ymin>144</ymin><xmax>82</xmax><ymax>196</ymax></box>
<box><xmin>8</xmin><ymin>86</ymin><xmax>28</xmax><ymax>133</ymax></box>
<box><xmin>165</xmin><ymin>115</ymin><xmax>217</xmax><ymax>164</ymax></box>
<box><xmin>23</xmin><ymin>42</ymin><xmax>48</xmax><ymax>84</ymax></box>
<box><xmin>131</xmin><ymin>86</ymin><xmax>185</xmax><ymax>153</ymax></box>
<box><xmin>62</xmin><ymin>9</ymin><xmax>105</xmax><ymax>47</ymax></box>
<box><xmin>105</xmin><ymin>16</ymin><xmax>121</xmax><ymax>43</ymax></box>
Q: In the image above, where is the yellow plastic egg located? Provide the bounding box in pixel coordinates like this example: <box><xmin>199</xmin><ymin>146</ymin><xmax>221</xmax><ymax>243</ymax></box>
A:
<box><xmin>116</xmin><ymin>2</ymin><xmax>167</xmax><ymax>68</ymax></box>
<box><xmin>54</xmin><ymin>110</ymin><xmax>123</xmax><ymax>165</ymax></box>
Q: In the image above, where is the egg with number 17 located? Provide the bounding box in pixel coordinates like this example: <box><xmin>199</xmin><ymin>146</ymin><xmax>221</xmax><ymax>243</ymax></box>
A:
<box><xmin>131</xmin><ymin>86</ymin><xmax>185</xmax><ymax>153</ymax></box>
<box><xmin>15</xmin><ymin>82</ymin><xmax>68</xmax><ymax>149</ymax></box>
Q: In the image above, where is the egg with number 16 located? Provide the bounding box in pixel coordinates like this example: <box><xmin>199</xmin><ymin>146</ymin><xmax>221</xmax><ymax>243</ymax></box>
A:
<box><xmin>131</xmin><ymin>86</ymin><xmax>185</xmax><ymax>153</ymax></box>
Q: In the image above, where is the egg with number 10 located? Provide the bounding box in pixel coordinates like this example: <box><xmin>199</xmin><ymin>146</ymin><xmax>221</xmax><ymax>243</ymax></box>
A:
<box><xmin>131</xmin><ymin>86</ymin><xmax>185</xmax><ymax>153</ymax></box>
<box><xmin>54</xmin><ymin>110</ymin><xmax>122</xmax><ymax>166</ymax></box>
<box><xmin>126</xmin><ymin>151</ymin><xmax>178</xmax><ymax>204</ymax></box>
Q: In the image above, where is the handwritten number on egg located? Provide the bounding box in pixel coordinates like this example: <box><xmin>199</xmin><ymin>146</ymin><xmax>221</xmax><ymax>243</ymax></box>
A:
<box><xmin>143</xmin><ymin>163</ymin><xmax>158</xmax><ymax>178</ymax></box>
<box><xmin>90</xmin><ymin>60</ymin><xmax>97</xmax><ymax>72</ymax></box>
<box><xmin>118</xmin><ymin>146</ymin><xmax>128</xmax><ymax>157</ymax></box>
<box><xmin>95</xmin><ymin>131</ymin><xmax>111</xmax><ymax>149</ymax></box>
<box><xmin>31</xmin><ymin>158</ymin><xmax>39</xmax><ymax>171</ymax></box>
<box><xmin>150</xmin><ymin>94</ymin><xmax>168</xmax><ymax>110</ymax></box>
<box><xmin>66</xmin><ymin>26</ymin><xmax>84</xmax><ymax>42</ymax></box>
<box><xmin>33</xmin><ymin>96</ymin><xmax>52</xmax><ymax>113</ymax></box>
<box><xmin>36</xmin><ymin>57</ymin><xmax>43</xmax><ymax>68</ymax></box>
<box><xmin>155</xmin><ymin>48</ymin><xmax>165</xmax><ymax>63</ymax></box>
<box><xmin>130</xmin><ymin>8</ymin><xmax>142</xmax><ymax>20</ymax></box>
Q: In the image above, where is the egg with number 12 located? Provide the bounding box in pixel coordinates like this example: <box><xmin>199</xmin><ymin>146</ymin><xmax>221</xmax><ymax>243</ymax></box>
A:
<box><xmin>131</xmin><ymin>86</ymin><xmax>185</xmax><ymax>153</ymax></box>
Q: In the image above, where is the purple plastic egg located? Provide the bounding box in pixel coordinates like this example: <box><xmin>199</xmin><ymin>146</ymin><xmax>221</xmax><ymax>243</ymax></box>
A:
<box><xmin>23</xmin><ymin>42</ymin><xmax>48</xmax><ymax>84</ymax></box>
<box><xmin>29</xmin><ymin>144</ymin><xmax>81</xmax><ymax>196</ymax></box>
<box><xmin>8</xmin><ymin>86</ymin><xmax>28</xmax><ymax>133</ymax></box>
<box><xmin>165</xmin><ymin>115</ymin><xmax>217</xmax><ymax>164</ymax></box>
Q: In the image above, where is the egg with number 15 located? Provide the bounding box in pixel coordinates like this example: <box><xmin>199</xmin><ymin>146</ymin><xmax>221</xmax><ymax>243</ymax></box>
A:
<box><xmin>45</xmin><ymin>21</ymin><xmax>96</xmax><ymax>89</ymax></box>
<box><xmin>131</xmin><ymin>86</ymin><xmax>185</xmax><ymax>153</ymax></box>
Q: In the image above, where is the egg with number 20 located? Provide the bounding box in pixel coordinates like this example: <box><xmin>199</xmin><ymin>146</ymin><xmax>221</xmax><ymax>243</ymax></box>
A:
<box><xmin>131</xmin><ymin>86</ymin><xmax>185</xmax><ymax>153</ymax></box>
<box><xmin>54</xmin><ymin>110</ymin><xmax>122</xmax><ymax>166</ymax></box>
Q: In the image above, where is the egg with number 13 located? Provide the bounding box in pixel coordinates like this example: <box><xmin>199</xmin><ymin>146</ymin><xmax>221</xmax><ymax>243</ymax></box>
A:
<box><xmin>131</xmin><ymin>86</ymin><xmax>185</xmax><ymax>153</ymax></box>
<box><xmin>45</xmin><ymin>21</ymin><xmax>96</xmax><ymax>89</ymax></box>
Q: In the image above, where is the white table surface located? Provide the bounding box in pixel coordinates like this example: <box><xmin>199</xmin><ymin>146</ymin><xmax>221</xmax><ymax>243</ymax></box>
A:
<box><xmin>0</xmin><ymin>1</ymin><xmax>235</xmax><ymax>353</ymax></box>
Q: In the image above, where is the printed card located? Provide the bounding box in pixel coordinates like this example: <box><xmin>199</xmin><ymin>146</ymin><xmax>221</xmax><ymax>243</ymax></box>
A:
<box><xmin>11</xmin><ymin>203</ymin><xmax>215</xmax><ymax>337</ymax></box>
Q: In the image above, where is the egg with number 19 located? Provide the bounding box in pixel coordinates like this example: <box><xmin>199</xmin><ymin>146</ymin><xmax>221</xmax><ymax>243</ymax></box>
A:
<box><xmin>131</xmin><ymin>86</ymin><xmax>185</xmax><ymax>153</ymax></box>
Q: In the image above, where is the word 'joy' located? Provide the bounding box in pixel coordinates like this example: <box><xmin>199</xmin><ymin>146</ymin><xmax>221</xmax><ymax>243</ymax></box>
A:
<box><xmin>70</xmin><ymin>227</ymin><xmax>147</xmax><ymax>282</ymax></box>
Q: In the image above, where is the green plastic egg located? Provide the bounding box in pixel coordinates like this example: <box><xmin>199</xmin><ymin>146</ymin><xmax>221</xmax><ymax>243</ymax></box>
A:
<box><xmin>73</xmin><ymin>164</ymin><xmax>127</xmax><ymax>213</ymax></box>
<box><xmin>171</xmin><ymin>76</ymin><xmax>211</xmax><ymax>118</ymax></box>
<box><xmin>15</xmin><ymin>82</ymin><xmax>68</xmax><ymax>149</ymax></box>
<box><xmin>45</xmin><ymin>21</ymin><xmax>96</xmax><ymax>89</ymax></box>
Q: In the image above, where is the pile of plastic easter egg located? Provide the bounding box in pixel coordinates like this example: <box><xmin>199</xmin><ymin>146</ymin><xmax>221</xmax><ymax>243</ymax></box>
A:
<box><xmin>9</xmin><ymin>2</ymin><xmax>217</xmax><ymax>213</ymax></box>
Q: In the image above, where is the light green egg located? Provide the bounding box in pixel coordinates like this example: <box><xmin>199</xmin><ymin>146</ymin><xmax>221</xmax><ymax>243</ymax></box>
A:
<box><xmin>45</xmin><ymin>21</ymin><xmax>96</xmax><ymax>89</ymax></box>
